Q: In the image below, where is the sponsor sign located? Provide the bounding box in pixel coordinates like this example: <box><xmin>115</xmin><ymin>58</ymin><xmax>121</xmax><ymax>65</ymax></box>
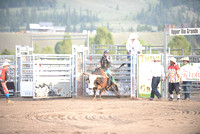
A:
<box><xmin>138</xmin><ymin>54</ymin><xmax>162</xmax><ymax>97</ymax></box>
<box><xmin>169</xmin><ymin>28</ymin><xmax>200</xmax><ymax>36</ymax></box>
<box><xmin>181</xmin><ymin>63</ymin><xmax>200</xmax><ymax>81</ymax></box>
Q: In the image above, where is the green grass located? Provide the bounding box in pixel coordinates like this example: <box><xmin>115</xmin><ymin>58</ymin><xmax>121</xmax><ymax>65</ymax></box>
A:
<box><xmin>0</xmin><ymin>32</ymin><xmax>172</xmax><ymax>54</ymax></box>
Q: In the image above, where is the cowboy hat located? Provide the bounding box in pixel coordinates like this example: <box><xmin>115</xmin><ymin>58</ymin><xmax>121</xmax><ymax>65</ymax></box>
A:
<box><xmin>180</xmin><ymin>57</ymin><xmax>189</xmax><ymax>61</ymax></box>
<box><xmin>129</xmin><ymin>33</ymin><xmax>138</xmax><ymax>39</ymax></box>
<box><xmin>170</xmin><ymin>57</ymin><xmax>176</xmax><ymax>64</ymax></box>
<box><xmin>104</xmin><ymin>49</ymin><xmax>109</xmax><ymax>54</ymax></box>
<box><xmin>2</xmin><ymin>62</ymin><xmax>10</xmax><ymax>67</ymax></box>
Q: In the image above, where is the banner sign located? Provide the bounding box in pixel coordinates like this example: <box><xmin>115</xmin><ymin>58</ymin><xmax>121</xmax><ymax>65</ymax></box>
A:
<box><xmin>138</xmin><ymin>54</ymin><xmax>162</xmax><ymax>97</ymax></box>
<box><xmin>169</xmin><ymin>28</ymin><xmax>200</xmax><ymax>36</ymax></box>
<box><xmin>180</xmin><ymin>63</ymin><xmax>200</xmax><ymax>81</ymax></box>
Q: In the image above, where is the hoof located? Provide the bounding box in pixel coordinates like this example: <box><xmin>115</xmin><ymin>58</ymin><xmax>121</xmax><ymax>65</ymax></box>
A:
<box><xmin>7</xmin><ymin>100</ymin><xmax>12</xmax><ymax>103</ymax></box>
<box><xmin>98</xmin><ymin>98</ymin><xmax>103</xmax><ymax>101</ymax></box>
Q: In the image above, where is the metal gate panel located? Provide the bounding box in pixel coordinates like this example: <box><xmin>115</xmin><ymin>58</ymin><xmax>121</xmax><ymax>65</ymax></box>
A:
<box><xmin>33</xmin><ymin>55</ymin><xmax>72</xmax><ymax>99</ymax></box>
<box><xmin>15</xmin><ymin>46</ymin><xmax>34</xmax><ymax>97</ymax></box>
<box><xmin>19</xmin><ymin>55</ymin><xmax>34</xmax><ymax>97</ymax></box>
<box><xmin>20</xmin><ymin>82</ymin><xmax>33</xmax><ymax>96</ymax></box>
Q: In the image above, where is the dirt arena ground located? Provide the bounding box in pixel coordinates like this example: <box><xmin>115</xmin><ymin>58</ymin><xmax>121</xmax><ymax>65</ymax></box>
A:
<box><xmin>0</xmin><ymin>97</ymin><xmax>200</xmax><ymax>134</ymax></box>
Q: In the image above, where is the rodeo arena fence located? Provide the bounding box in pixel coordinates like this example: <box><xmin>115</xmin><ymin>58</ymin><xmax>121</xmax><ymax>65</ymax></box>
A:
<box><xmin>88</xmin><ymin>44</ymin><xmax>200</xmax><ymax>99</ymax></box>
<box><xmin>0</xmin><ymin>31</ymin><xmax>200</xmax><ymax>100</ymax></box>
<box><xmin>14</xmin><ymin>45</ymin><xmax>74</xmax><ymax>99</ymax></box>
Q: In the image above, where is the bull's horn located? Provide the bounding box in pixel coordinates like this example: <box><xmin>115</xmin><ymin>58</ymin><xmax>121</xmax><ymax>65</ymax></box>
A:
<box><xmin>95</xmin><ymin>75</ymin><xmax>105</xmax><ymax>78</ymax></box>
<box><xmin>83</xmin><ymin>72</ymin><xmax>91</xmax><ymax>76</ymax></box>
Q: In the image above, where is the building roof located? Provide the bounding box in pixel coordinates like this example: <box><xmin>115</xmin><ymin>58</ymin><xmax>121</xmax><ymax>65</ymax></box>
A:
<box><xmin>39</xmin><ymin>22</ymin><xmax>53</xmax><ymax>27</ymax></box>
<box><xmin>29</xmin><ymin>22</ymin><xmax>65</xmax><ymax>32</ymax></box>
<box><xmin>53</xmin><ymin>26</ymin><xmax>65</xmax><ymax>31</ymax></box>
<box><xmin>29</xmin><ymin>24</ymin><xmax>40</xmax><ymax>29</ymax></box>
<box><xmin>29</xmin><ymin>23</ymin><xmax>53</xmax><ymax>30</ymax></box>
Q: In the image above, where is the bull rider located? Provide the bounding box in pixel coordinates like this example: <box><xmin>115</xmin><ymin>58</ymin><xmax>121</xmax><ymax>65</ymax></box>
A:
<box><xmin>99</xmin><ymin>49</ymin><xmax>115</xmax><ymax>90</ymax></box>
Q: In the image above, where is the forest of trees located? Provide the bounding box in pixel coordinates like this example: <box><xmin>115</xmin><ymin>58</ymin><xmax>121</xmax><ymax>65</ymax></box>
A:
<box><xmin>136</xmin><ymin>0</ymin><xmax>200</xmax><ymax>48</ymax></box>
<box><xmin>0</xmin><ymin>0</ymin><xmax>56</xmax><ymax>8</ymax></box>
<box><xmin>0</xmin><ymin>0</ymin><xmax>99</xmax><ymax>32</ymax></box>
<box><xmin>136</xmin><ymin>0</ymin><xmax>200</xmax><ymax>28</ymax></box>
<box><xmin>1</xmin><ymin>0</ymin><xmax>200</xmax><ymax>33</ymax></box>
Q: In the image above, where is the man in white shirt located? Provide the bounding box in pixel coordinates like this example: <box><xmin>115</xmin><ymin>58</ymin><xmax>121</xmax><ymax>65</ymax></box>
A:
<box><xmin>180</xmin><ymin>57</ymin><xmax>192</xmax><ymax>100</ymax></box>
<box><xmin>126</xmin><ymin>33</ymin><xmax>141</xmax><ymax>68</ymax></box>
<box><xmin>149</xmin><ymin>57</ymin><xmax>165</xmax><ymax>101</ymax></box>
<box><xmin>126</xmin><ymin>33</ymin><xmax>141</xmax><ymax>54</ymax></box>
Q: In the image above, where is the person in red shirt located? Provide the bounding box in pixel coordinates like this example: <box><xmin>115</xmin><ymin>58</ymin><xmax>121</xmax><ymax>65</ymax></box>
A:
<box><xmin>0</xmin><ymin>62</ymin><xmax>11</xmax><ymax>103</ymax></box>
<box><xmin>164</xmin><ymin>57</ymin><xmax>181</xmax><ymax>101</ymax></box>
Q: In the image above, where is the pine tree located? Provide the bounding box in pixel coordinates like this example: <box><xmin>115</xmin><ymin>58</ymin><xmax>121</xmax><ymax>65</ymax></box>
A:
<box><xmin>55</xmin><ymin>33</ymin><xmax>72</xmax><ymax>54</ymax></box>
<box><xmin>89</xmin><ymin>27</ymin><xmax>114</xmax><ymax>54</ymax></box>
<box><xmin>1</xmin><ymin>48</ymin><xmax>12</xmax><ymax>55</ymax></box>
<box><xmin>41</xmin><ymin>46</ymin><xmax>54</xmax><ymax>54</ymax></box>
<box><xmin>168</xmin><ymin>35</ymin><xmax>192</xmax><ymax>55</ymax></box>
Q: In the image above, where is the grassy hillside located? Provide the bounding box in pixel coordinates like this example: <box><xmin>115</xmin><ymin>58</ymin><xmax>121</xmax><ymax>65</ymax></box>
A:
<box><xmin>0</xmin><ymin>32</ymin><xmax>171</xmax><ymax>53</ymax></box>
<box><xmin>58</xmin><ymin>0</ymin><xmax>158</xmax><ymax>32</ymax></box>
<box><xmin>55</xmin><ymin>0</ymin><xmax>152</xmax><ymax>32</ymax></box>
<box><xmin>1</xmin><ymin>0</ymin><xmax>198</xmax><ymax>33</ymax></box>
<box><xmin>57</xmin><ymin>0</ymin><xmax>149</xmax><ymax>21</ymax></box>
<box><xmin>3</xmin><ymin>0</ymin><xmax>154</xmax><ymax>32</ymax></box>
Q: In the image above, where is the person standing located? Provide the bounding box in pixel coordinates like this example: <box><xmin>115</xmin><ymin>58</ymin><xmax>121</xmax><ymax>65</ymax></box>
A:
<box><xmin>0</xmin><ymin>62</ymin><xmax>12</xmax><ymax>103</ymax></box>
<box><xmin>149</xmin><ymin>57</ymin><xmax>165</xmax><ymax>101</ymax></box>
<box><xmin>164</xmin><ymin>57</ymin><xmax>181</xmax><ymax>101</ymax></box>
<box><xmin>126</xmin><ymin>33</ymin><xmax>141</xmax><ymax>68</ymax></box>
<box><xmin>180</xmin><ymin>57</ymin><xmax>192</xmax><ymax>100</ymax></box>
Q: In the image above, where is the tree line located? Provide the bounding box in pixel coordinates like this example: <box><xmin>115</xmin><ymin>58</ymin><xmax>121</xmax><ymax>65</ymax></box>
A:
<box><xmin>1</xmin><ymin>27</ymin><xmax>197</xmax><ymax>55</ymax></box>
<box><xmin>135</xmin><ymin>0</ymin><xmax>200</xmax><ymax>48</ymax></box>
<box><xmin>0</xmin><ymin>2</ymin><xmax>99</xmax><ymax>32</ymax></box>
<box><xmin>0</xmin><ymin>0</ymin><xmax>56</xmax><ymax>8</ymax></box>
<box><xmin>136</xmin><ymin>0</ymin><xmax>200</xmax><ymax>28</ymax></box>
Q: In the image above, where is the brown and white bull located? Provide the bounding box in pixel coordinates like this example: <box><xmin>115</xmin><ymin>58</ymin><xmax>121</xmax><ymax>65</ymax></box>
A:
<box><xmin>84</xmin><ymin>67</ymin><xmax>120</xmax><ymax>99</ymax></box>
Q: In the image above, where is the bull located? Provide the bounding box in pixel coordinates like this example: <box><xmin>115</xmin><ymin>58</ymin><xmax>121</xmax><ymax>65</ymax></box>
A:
<box><xmin>84</xmin><ymin>67</ymin><xmax>120</xmax><ymax>100</ymax></box>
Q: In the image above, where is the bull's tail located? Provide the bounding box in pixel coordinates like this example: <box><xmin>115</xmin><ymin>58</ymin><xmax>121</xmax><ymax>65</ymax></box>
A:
<box><xmin>111</xmin><ymin>63</ymin><xmax>126</xmax><ymax>71</ymax></box>
<box><xmin>111</xmin><ymin>84</ymin><xmax>120</xmax><ymax>97</ymax></box>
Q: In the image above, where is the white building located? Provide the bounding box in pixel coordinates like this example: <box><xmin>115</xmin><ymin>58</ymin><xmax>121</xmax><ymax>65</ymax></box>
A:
<box><xmin>29</xmin><ymin>22</ymin><xmax>65</xmax><ymax>33</ymax></box>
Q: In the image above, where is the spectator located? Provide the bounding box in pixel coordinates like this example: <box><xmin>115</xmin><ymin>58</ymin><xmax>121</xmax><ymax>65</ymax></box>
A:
<box><xmin>164</xmin><ymin>57</ymin><xmax>181</xmax><ymax>101</ymax></box>
<box><xmin>149</xmin><ymin>57</ymin><xmax>165</xmax><ymax>101</ymax></box>
<box><xmin>126</xmin><ymin>33</ymin><xmax>141</xmax><ymax>68</ymax></box>
<box><xmin>180</xmin><ymin>57</ymin><xmax>192</xmax><ymax>100</ymax></box>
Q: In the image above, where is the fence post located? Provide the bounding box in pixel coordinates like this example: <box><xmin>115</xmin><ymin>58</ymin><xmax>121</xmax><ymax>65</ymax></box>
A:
<box><xmin>163</xmin><ymin>29</ymin><xmax>168</xmax><ymax>99</ymax></box>
<box><xmin>131</xmin><ymin>51</ymin><xmax>137</xmax><ymax>98</ymax></box>
<box><xmin>72</xmin><ymin>46</ymin><xmax>77</xmax><ymax>97</ymax></box>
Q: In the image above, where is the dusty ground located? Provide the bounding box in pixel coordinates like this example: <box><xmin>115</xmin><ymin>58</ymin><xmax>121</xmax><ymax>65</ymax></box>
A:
<box><xmin>0</xmin><ymin>97</ymin><xmax>200</xmax><ymax>134</ymax></box>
